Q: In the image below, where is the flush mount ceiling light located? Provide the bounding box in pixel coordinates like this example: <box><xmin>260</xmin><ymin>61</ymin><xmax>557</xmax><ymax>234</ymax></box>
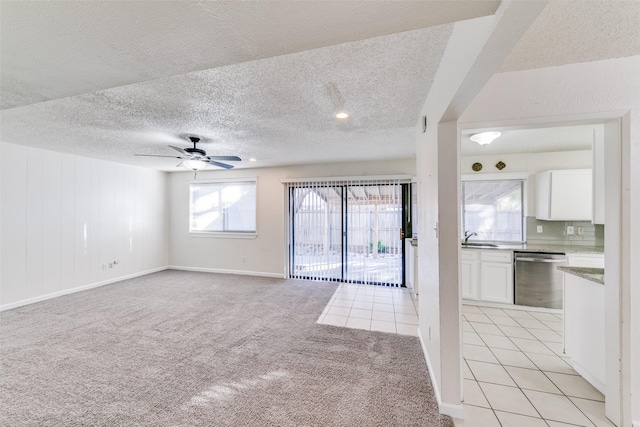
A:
<box><xmin>249</xmin><ymin>158</ymin><xmax>257</xmax><ymax>162</ymax></box>
<box><xmin>336</xmin><ymin>112</ymin><xmax>349</xmax><ymax>119</ymax></box>
<box><xmin>182</xmin><ymin>160</ymin><xmax>207</xmax><ymax>171</ymax></box>
<box><xmin>470</xmin><ymin>131</ymin><xmax>502</xmax><ymax>146</ymax></box>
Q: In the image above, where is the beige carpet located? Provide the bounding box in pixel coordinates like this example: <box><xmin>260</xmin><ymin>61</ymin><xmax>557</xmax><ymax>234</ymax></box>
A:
<box><xmin>0</xmin><ymin>270</ymin><xmax>453</xmax><ymax>426</ymax></box>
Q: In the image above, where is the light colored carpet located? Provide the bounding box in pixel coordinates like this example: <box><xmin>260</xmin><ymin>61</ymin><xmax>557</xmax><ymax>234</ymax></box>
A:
<box><xmin>0</xmin><ymin>270</ymin><xmax>453</xmax><ymax>426</ymax></box>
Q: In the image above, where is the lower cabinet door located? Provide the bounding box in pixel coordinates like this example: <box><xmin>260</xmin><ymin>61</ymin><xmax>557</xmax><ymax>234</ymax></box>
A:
<box><xmin>461</xmin><ymin>260</ymin><xmax>479</xmax><ymax>300</ymax></box>
<box><xmin>480</xmin><ymin>261</ymin><xmax>514</xmax><ymax>304</ymax></box>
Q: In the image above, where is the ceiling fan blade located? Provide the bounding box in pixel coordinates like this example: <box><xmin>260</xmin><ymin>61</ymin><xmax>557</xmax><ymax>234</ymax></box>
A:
<box><xmin>208</xmin><ymin>155</ymin><xmax>242</xmax><ymax>161</ymax></box>
<box><xmin>168</xmin><ymin>145</ymin><xmax>191</xmax><ymax>156</ymax></box>
<box><xmin>134</xmin><ymin>154</ymin><xmax>184</xmax><ymax>158</ymax></box>
<box><xmin>208</xmin><ymin>160</ymin><xmax>234</xmax><ymax>170</ymax></box>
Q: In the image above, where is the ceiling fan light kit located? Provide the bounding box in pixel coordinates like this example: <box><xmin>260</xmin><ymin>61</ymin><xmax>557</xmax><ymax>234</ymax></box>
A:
<box><xmin>183</xmin><ymin>160</ymin><xmax>207</xmax><ymax>171</ymax></box>
<box><xmin>470</xmin><ymin>131</ymin><xmax>502</xmax><ymax>146</ymax></box>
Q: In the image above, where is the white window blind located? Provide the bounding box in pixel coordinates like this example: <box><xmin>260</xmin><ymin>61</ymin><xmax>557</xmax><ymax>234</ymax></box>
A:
<box><xmin>190</xmin><ymin>180</ymin><xmax>256</xmax><ymax>233</ymax></box>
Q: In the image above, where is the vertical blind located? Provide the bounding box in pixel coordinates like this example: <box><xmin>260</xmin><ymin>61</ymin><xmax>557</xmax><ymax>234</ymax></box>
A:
<box><xmin>286</xmin><ymin>178</ymin><xmax>406</xmax><ymax>286</ymax></box>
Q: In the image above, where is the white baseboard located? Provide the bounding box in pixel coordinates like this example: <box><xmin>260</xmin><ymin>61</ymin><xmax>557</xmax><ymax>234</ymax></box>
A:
<box><xmin>0</xmin><ymin>266</ymin><xmax>169</xmax><ymax>312</ymax></box>
<box><xmin>417</xmin><ymin>329</ymin><xmax>465</xmax><ymax>420</ymax></box>
<box><xmin>571</xmin><ymin>361</ymin><xmax>605</xmax><ymax>395</ymax></box>
<box><xmin>632</xmin><ymin>421</ymin><xmax>640</xmax><ymax>427</ymax></box>
<box><xmin>440</xmin><ymin>402</ymin><xmax>464</xmax><ymax>421</ymax></box>
<box><xmin>168</xmin><ymin>265</ymin><xmax>286</xmax><ymax>279</ymax></box>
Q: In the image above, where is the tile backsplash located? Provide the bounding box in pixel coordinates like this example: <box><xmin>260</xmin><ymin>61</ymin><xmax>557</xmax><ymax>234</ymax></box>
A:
<box><xmin>526</xmin><ymin>217</ymin><xmax>604</xmax><ymax>247</ymax></box>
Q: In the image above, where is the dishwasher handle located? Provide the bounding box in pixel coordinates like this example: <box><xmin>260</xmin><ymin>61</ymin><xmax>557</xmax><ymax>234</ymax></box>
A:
<box><xmin>515</xmin><ymin>257</ymin><xmax>565</xmax><ymax>263</ymax></box>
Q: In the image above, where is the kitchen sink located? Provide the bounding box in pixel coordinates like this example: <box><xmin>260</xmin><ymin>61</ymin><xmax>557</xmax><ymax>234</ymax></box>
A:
<box><xmin>461</xmin><ymin>242</ymin><xmax>499</xmax><ymax>248</ymax></box>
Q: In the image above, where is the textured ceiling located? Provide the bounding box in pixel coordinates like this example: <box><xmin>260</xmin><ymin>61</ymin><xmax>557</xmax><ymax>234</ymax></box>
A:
<box><xmin>0</xmin><ymin>0</ymin><xmax>499</xmax><ymax>110</ymax></box>
<box><xmin>461</xmin><ymin>124</ymin><xmax>600</xmax><ymax>156</ymax></box>
<box><xmin>0</xmin><ymin>1</ymin><xmax>502</xmax><ymax>171</ymax></box>
<box><xmin>499</xmin><ymin>0</ymin><xmax>640</xmax><ymax>72</ymax></box>
<box><xmin>0</xmin><ymin>26</ymin><xmax>453</xmax><ymax>170</ymax></box>
<box><xmin>6</xmin><ymin>1</ymin><xmax>634</xmax><ymax>172</ymax></box>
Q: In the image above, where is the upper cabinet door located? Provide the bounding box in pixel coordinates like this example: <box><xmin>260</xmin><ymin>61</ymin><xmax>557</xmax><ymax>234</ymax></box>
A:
<box><xmin>550</xmin><ymin>169</ymin><xmax>592</xmax><ymax>220</ymax></box>
<box><xmin>536</xmin><ymin>169</ymin><xmax>592</xmax><ymax>221</ymax></box>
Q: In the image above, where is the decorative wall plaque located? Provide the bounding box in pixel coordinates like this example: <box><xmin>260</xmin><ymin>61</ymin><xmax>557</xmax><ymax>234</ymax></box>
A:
<box><xmin>472</xmin><ymin>162</ymin><xmax>483</xmax><ymax>172</ymax></box>
<box><xmin>495</xmin><ymin>161</ymin><xmax>506</xmax><ymax>170</ymax></box>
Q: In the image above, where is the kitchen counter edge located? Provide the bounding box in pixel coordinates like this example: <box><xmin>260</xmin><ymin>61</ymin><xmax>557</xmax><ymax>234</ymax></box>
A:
<box><xmin>461</xmin><ymin>244</ymin><xmax>603</xmax><ymax>254</ymax></box>
<box><xmin>557</xmin><ymin>266</ymin><xmax>605</xmax><ymax>285</ymax></box>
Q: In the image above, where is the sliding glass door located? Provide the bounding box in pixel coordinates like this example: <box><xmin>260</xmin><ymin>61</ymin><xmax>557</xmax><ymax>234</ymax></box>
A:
<box><xmin>288</xmin><ymin>180</ymin><xmax>406</xmax><ymax>287</ymax></box>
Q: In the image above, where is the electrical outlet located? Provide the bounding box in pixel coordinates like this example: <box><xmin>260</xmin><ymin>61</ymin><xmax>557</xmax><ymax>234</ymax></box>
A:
<box><xmin>577</xmin><ymin>226</ymin><xmax>584</xmax><ymax>235</ymax></box>
<box><xmin>567</xmin><ymin>226</ymin><xmax>575</xmax><ymax>235</ymax></box>
<box><xmin>102</xmin><ymin>264</ymin><xmax>107</xmax><ymax>270</ymax></box>
<box><xmin>108</xmin><ymin>262</ymin><xmax>113</xmax><ymax>269</ymax></box>
<box><xmin>537</xmin><ymin>225</ymin><xmax>543</xmax><ymax>233</ymax></box>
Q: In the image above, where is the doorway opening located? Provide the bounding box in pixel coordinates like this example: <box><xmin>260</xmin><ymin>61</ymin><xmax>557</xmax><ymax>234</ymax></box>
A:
<box><xmin>287</xmin><ymin>179</ymin><xmax>409</xmax><ymax>287</ymax></box>
<box><xmin>458</xmin><ymin>117</ymin><xmax>621</xmax><ymax>426</ymax></box>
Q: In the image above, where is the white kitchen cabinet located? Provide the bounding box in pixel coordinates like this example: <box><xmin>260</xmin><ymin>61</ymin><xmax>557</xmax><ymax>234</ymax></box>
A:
<box><xmin>566</xmin><ymin>253</ymin><xmax>604</xmax><ymax>268</ymax></box>
<box><xmin>564</xmin><ymin>272</ymin><xmax>605</xmax><ymax>393</ymax></box>
<box><xmin>462</xmin><ymin>249</ymin><xmax>513</xmax><ymax>304</ymax></box>
<box><xmin>461</xmin><ymin>250</ymin><xmax>479</xmax><ymax>300</ymax></box>
<box><xmin>536</xmin><ymin>169</ymin><xmax>592</xmax><ymax>221</ymax></box>
<box><xmin>479</xmin><ymin>251</ymin><xmax>514</xmax><ymax>304</ymax></box>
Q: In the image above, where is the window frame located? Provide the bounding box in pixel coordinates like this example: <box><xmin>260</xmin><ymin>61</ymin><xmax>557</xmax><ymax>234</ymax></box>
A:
<box><xmin>461</xmin><ymin>173</ymin><xmax>528</xmax><ymax>244</ymax></box>
<box><xmin>189</xmin><ymin>177</ymin><xmax>258</xmax><ymax>239</ymax></box>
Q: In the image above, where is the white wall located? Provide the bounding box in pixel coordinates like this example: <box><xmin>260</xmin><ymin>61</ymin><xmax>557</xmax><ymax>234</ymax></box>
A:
<box><xmin>461</xmin><ymin>149</ymin><xmax>592</xmax><ymax>216</ymax></box>
<box><xmin>0</xmin><ymin>142</ymin><xmax>169</xmax><ymax>310</ymax></box>
<box><xmin>460</xmin><ymin>56</ymin><xmax>640</xmax><ymax>426</ymax></box>
<box><xmin>168</xmin><ymin>159</ymin><xmax>415</xmax><ymax>276</ymax></box>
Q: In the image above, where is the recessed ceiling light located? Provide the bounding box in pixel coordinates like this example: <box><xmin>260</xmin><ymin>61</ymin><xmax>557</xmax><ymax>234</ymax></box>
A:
<box><xmin>470</xmin><ymin>131</ymin><xmax>502</xmax><ymax>146</ymax></box>
<box><xmin>336</xmin><ymin>112</ymin><xmax>349</xmax><ymax>119</ymax></box>
<box><xmin>249</xmin><ymin>158</ymin><xmax>257</xmax><ymax>162</ymax></box>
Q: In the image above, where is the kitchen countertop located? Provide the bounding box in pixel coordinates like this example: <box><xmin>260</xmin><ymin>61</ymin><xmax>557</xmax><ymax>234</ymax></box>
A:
<box><xmin>558</xmin><ymin>266</ymin><xmax>604</xmax><ymax>285</ymax></box>
<box><xmin>461</xmin><ymin>243</ymin><xmax>604</xmax><ymax>254</ymax></box>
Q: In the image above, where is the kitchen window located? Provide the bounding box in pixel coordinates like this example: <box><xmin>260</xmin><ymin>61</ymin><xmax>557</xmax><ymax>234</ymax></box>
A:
<box><xmin>190</xmin><ymin>179</ymin><xmax>257</xmax><ymax>236</ymax></box>
<box><xmin>461</xmin><ymin>179</ymin><xmax>524</xmax><ymax>243</ymax></box>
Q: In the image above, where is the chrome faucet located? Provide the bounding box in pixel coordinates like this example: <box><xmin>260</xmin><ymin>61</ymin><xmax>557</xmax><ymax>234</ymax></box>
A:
<box><xmin>464</xmin><ymin>230</ymin><xmax>478</xmax><ymax>244</ymax></box>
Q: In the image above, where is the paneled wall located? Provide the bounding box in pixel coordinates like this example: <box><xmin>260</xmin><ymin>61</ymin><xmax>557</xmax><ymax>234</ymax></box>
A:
<box><xmin>0</xmin><ymin>142</ymin><xmax>169</xmax><ymax>309</ymax></box>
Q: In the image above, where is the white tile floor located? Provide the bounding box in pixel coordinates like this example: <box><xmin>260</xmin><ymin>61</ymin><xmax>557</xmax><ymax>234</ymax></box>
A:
<box><xmin>457</xmin><ymin>304</ymin><xmax>614</xmax><ymax>427</ymax></box>
<box><xmin>317</xmin><ymin>283</ymin><xmax>418</xmax><ymax>336</ymax></box>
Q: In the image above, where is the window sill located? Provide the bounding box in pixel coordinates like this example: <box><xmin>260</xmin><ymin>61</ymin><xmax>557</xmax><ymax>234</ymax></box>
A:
<box><xmin>189</xmin><ymin>232</ymin><xmax>258</xmax><ymax>239</ymax></box>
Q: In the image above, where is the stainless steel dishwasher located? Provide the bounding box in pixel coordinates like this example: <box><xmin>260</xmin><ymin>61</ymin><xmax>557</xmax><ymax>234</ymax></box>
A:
<box><xmin>514</xmin><ymin>252</ymin><xmax>566</xmax><ymax>309</ymax></box>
